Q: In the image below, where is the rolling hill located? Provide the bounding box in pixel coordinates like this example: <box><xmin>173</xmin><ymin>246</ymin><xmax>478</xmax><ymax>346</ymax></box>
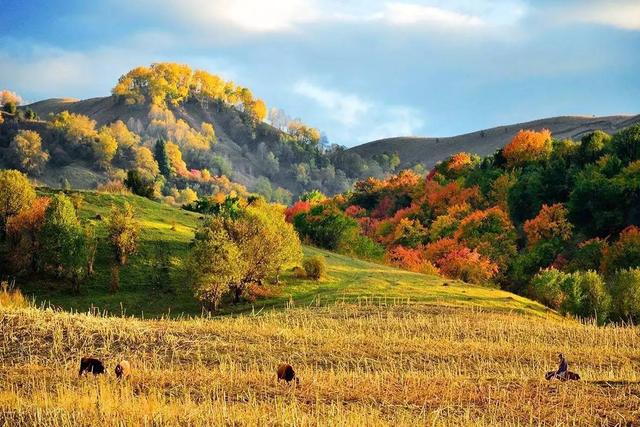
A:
<box><xmin>350</xmin><ymin>114</ymin><xmax>640</xmax><ymax>169</ymax></box>
<box><xmin>12</xmin><ymin>189</ymin><xmax>548</xmax><ymax>317</ymax></box>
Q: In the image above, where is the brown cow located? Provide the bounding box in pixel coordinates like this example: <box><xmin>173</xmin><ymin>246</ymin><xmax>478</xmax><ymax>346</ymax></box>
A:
<box><xmin>79</xmin><ymin>357</ymin><xmax>105</xmax><ymax>376</ymax></box>
<box><xmin>277</xmin><ymin>364</ymin><xmax>299</xmax><ymax>385</ymax></box>
<box><xmin>115</xmin><ymin>360</ymin><xmax>131</xmax><ymax>379</ymax></box>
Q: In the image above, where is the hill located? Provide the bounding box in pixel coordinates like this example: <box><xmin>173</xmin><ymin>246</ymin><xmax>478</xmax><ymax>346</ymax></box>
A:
<box><xmin>1</xmin><ymin>301</ymin><xmax>639</xmax><ymax>425</ymax></box>
<box><xmin>0</xmin><ymin>63</ymin><xmax>398</xmax><ymax>201</ymax></box>
<box><xmin>350</xmin><ymin>114</ymin><xmax>640</xmax><ymax>169</ymax></box>
<box><xmin>11</xmin><ymin>189</ymin><xmax>548</xmax><ymax>317</ymax></box>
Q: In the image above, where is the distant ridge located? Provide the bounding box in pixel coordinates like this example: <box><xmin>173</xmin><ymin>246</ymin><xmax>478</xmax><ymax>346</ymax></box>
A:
<box><xmin>349</xmin><ymin>114</ymin><xmax>640</xmax><ymax>168</ymax></box>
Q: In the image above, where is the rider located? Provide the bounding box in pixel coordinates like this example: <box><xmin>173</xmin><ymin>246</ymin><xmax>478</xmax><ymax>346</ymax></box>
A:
<box><xmin>556</xmin><ymin>353</ymin><xmax>568</xmax><ymax>379</ymax></box>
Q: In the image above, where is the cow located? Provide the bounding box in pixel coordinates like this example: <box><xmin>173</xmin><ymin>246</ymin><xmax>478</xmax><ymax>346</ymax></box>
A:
<box><xmin>79</xmin><ymin>357</ymin><xmax>105</xmax><ymax>376</ymax></box>
<box><xmin>277</xmin><ymin>364</ymin><xmax>299</xmax><ymax>385</ymax></box>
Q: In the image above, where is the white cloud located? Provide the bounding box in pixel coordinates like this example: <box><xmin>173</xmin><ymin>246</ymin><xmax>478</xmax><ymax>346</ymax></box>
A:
<box><xmin>293</xmin><ymin>81</ymin><xmax>370</xmax><ymax>125</ymax></box>
<box><xmin>145</xmin><ymin>0</ymin><xmax>318</xmax><ymax>33</ymax></box>
<box><xmin>382</xmin><ymin>3</ymin><xmax>485</xmax><ymax>28</ymax></box>
<box><xmin>362</xmin><ymin>106</ymin><xmax>425</xmax><ymax>142</ymax></box>
<box><xmin>292</xmin><ymin>80</ymin><xmax>425</xmax><ymax>144</ymax></box>
<box><xmin>568</xmin><ymin>1</ymin><xmax>640</xmax><ymax>31</ymax></box>
<box><xmin>129</xmin><ymin>0</ymin><xmax>524</xmax><ymax>35</ymax></box>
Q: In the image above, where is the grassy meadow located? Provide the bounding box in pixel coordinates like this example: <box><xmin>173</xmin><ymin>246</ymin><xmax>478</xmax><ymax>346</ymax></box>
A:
<box><xmin>16</xmin><ymin>190</ymin><xmax>548</xmax><ymax>318</ymax></box>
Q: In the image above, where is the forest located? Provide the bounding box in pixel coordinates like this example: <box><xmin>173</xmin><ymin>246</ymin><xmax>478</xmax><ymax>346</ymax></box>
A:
<box><xmin>287</xmin><ymin>126</ymin><xmax>640</xmax><ymax>323</ymax></box>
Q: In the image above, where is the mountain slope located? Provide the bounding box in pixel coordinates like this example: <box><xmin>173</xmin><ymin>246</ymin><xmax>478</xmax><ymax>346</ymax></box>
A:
<box><xmin>27</xmin><ymin>96</ymin><xmax>273</xmax><ymax>187</ymax></box>
<box><xmin>350</xmin><ymin>114</ymin><xmax>640</xmax><ymax>169</ymax></box>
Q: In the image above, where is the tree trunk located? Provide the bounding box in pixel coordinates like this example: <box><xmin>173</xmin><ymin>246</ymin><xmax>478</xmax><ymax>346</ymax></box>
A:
<box><xmin>110</xmin><ymin>264</ymin><xmax>120</xmax><ymax>293</ymax></box>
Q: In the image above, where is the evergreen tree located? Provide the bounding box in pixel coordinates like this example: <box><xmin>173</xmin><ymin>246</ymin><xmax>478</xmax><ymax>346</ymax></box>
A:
<box><xmin>154</xmin><ymin>139</ymin><xmax>172</xmax><ymax>178</ymax></box>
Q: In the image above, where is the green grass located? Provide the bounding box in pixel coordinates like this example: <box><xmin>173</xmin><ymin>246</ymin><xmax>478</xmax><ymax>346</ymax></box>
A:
<box><xmin>14</xmin><ymin>189</ymin><xmax>550</xmax><ymax>318</ymax></box>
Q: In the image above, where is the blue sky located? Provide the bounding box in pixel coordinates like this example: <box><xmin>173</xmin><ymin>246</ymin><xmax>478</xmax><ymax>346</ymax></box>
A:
<box><xmin>1</xmin><ymin>0</ymin><xmax>639</xmax><ymax>147</ymax></box>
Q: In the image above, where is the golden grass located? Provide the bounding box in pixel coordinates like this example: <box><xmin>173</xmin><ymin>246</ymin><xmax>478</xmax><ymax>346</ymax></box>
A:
<box><xmin>1</xmin><ymin>303</ymin><xmax>640</xmax><ymax>426</ymax></box>
<box><xmin>0</xmin><ymin>283</ymin><xmax>29</xmax><ymax>309</ymax></box>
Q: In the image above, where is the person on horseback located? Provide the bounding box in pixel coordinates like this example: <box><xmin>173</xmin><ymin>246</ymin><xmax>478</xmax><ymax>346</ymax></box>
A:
<box><xmin>556</xmin><ymin>352</ymin><xmax>568</xmax><ymax>379</ymax></box>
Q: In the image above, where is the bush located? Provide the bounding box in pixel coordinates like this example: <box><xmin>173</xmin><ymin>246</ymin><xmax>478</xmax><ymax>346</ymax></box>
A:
<box><xmin>529</xmin><ymin>269</ymin><xmax>565</xmax><ymax>310</ymax></box>
<box><xmin>610</xmin><ymin>268</ymin><xmax>640</xmax><ymax>322</ymax></box>
<box><xmin>575</xmin><ymin>270</ymin><xmax>611</xmax><ymax>323</ymax></box>
<box><xmin>303</xmin><ymin>256</ymin><xmax>326</xmax><ymax>280</ymax></box>
<box><xmin>293</xmin><ymin>266</ymin><xmax>307</xmax><ymax>278</ymax></box>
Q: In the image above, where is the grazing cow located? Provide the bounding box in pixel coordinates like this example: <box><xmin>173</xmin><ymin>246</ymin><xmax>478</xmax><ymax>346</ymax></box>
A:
<box><xmin>115</xmin><ymin>360</ymin><xmax>131</xmax><ymax>379</ymax></box>
<box><xmin>277</xmin><ymin>364</ymin><xmax>299</xmax><ymax>385</ymax></box>
<box><xmin>79</xmin><ymin>357</ymin><xmax>105</xmax><ymax>376</ymax></box>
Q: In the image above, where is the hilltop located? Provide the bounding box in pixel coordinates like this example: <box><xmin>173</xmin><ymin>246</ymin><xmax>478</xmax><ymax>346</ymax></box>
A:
<box><xmin>350</xmin><ymin>114</ymin><xmax>640</xmax><ymax>169</ymax></box>
<box><xmin>0</xmin><ymin>63</ymin><xmax>399</xmax><ymax>200</ymax></box>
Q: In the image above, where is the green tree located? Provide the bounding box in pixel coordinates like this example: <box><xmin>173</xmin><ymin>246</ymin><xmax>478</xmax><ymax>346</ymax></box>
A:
<box><xmin>188</xmin><ymin>199</ymin><xmax>302</xmax><ymax>307</ymax></box>
<box><xmin>154</xmin><ymin>139</ymin><xmax>172</xmax><ymax>178</ymax></box>
<box><xmin>611</xmin><ymin>124</ymin><xmax>640</xmax><ymax>164</ymax></box>
<box><xmin>575</xmin><ymin>270</ymin><xmax>611</xmax><ymax>323</ymax></box>
<box><xmin>579</xmin><ymin>131</ymin><xmax>611</xmax><ymax>164</ymax></box>
<box><xmin>610</xmin><ymin>268</ymin><xmax>640</xmax><ymax>322</ymax></box>
<box><xmin>124</xmin><ymin>169</ymin><xmax>155</xmax><ymax>198</ymax></box>
<box><xmin>188</xmin><ymin>219</ymin><xmax>245</xmax><ymax>310</ymax></box>
<box><xmin>106</xmin><ymin>202</ymin><xmax>140</xmax><ymax>265</ymax></box>
<box><xmin>0</xmin><ymin>170</ymin><xmax>36</xmax><ymax>238</ymax></box>
<box><xmin>3</xmin><ymin>101</ymin><xmax>17</xmax><ymax>115</ymax></box>
<box><xmin>38</xmin><ymin>194</ymin><xmax>88</xmax><ymax>292</ymax></box>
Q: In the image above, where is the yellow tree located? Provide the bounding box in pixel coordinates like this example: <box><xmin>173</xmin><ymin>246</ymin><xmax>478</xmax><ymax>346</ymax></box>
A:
<box><xmin>0</xmin><ymin>170</ymin><xmax>36</xmax><ymax>238</ymax></box>
<box><xmin>8</xmin><ymin>130</ymin><xmax>49</xmax><ymax>175</ymax></box>
<box><xmin>165</xmin><ymin>142</ymin><xmax>188</xmax><ymax>176</ymax></box>
<box><xmin>95</xmin><ymin>127</ymin><xmax>118</xmax><ymax>168</ymax></box>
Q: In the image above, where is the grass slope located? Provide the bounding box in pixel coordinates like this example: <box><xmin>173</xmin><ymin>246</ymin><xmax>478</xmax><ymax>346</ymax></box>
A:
<box><xmin>1</xmin><ymin>303</ymin><xmax>639</xmax><ymax>425</ymax></box>
<box><xmin>16</xmin><ymin>190</ymin><xmax>548</xmax><ymax>317</ymax></box>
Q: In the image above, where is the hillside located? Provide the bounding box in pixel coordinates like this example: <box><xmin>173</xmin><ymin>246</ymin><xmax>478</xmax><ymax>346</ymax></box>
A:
<box><xmin>350</xmin><ymin>114</ymin><xmax>640</xmax><ymax>169</ymax></box>
<box><xmin>1</xmin><ymin>302</ymin><xmax>639</xmax><ymax>425</ymax></box>
<box><xmin>1</xmin><ymin>62</ymin><xmax>400</xmax><ymax>202</ymax></box>
<box><xmin>11</xmin><ymin>189</ymin><xmax>548</xmax><ymax>317</ymax></box>
<box><xmin>23</xmin><ymin>95</ymin><xmax>283</xmax><ymax>190</ymax></box>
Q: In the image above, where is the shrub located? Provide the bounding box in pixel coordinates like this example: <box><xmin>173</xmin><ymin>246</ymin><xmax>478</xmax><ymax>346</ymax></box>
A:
<box><xmin>339</xmin><ymin>230</ymin><xmax>385</xmax><ymax>261</ymax></box>
<box><xmin>384</xmin><ymin>246</ymin><xmax>438</xmax><ymax>275</ymax></box>
<box><xmin>575</xmin><ymin>270</ymin><xmax>611</xmax><ymax>323</ymax></box>
<box><xmin>293</xmin><ymin>266</ymin><xmax>307</xmax><ymax>278</ymax></box>
<box><xmin>96</xmin><ymin>180</ymin><xmax>130</xmax><ymax>194</ymax></box>
<box><xmin>610</xmin><ymin>268</ymin><xmax>640</xmax><ymax>322</ymax></box>
<box><xmin>529</xmin><ymin>269</ymin><xmax>566</xmax><ymax>310</ymax></box>
<box><xmin>303</xmin><ymin>256</ymin><xmax>326</xmax><ymax>280</ymax></box>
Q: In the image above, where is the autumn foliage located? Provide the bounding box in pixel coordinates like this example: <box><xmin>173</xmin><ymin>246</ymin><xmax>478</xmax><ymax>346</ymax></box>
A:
<box><xmin>523</xmin><ymin>203</ymin><xmax>573</xmax><ymax>247</ymax></box>
<box><xmin>285</xmin><ymin>201</ymin><xmax>311</xmax><ymax>223</ymax></box>
<box><xmin>503</xmin><ymin>129</ymin><xmax>552</xmax><ymax>167</ymax></box>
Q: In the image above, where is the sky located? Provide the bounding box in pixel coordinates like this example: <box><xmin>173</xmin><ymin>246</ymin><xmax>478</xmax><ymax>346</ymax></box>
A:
<box><xmin>0</xmin><ymin>0</ymin><xmax>639</xmax><ymax>147</ymax></box>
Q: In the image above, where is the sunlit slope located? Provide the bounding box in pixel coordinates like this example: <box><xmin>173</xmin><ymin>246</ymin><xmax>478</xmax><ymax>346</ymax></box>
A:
<box><xmin>19</xmin><ymin>190</ymin><xmax>548</xmax><ymax>317</ymax></box>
